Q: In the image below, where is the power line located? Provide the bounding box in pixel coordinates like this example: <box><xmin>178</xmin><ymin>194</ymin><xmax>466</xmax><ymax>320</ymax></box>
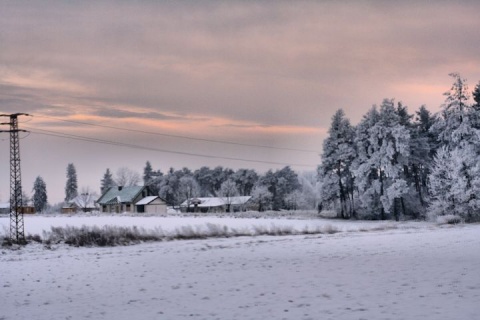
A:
<box><xmin>24</xmin><ymin>126</ymin><xmax>318</xmax><ymax>168</ymax></box>
<box><xmin>33</xmin><ymin>114</ymin><xmax>321</xmax><ymax>154</ymax></box>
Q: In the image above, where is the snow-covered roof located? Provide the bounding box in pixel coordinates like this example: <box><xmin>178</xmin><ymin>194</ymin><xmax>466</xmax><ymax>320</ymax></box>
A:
<box><xmin>71</xmin><ymin>194</ymin><xmax>97</xmax><ymax>209</ymax></box>
<box><xmin>180</xmin><ymin>196</ymin><xmax>252</xmax><ymax>208</ymax></box>
<box><xmin>136</xmin><ymin>196</ymin><xmax>159</xmax><ymax>205</ymax></box>
<box><xmin>0</xmin><ymin>202</ymin><xmax>9</xmax><ymax>209</ymax></box>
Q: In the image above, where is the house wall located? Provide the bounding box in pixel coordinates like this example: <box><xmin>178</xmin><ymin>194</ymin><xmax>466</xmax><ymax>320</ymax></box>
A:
<box><xmin>143</xmin><ymin>198</ymin><xmax>167</xmax><ymax>214</ymax></box>
<box><xmin>145</xmin><ymin>204</ymin><xmax>167</xmax><ymax>214</ymax></box>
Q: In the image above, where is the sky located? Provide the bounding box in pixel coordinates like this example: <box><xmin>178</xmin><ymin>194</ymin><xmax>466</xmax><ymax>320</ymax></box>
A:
<box><xmin>1</xmin><ymin>0</ymin><xmax>480</xmax><ymax>204</ymax></box>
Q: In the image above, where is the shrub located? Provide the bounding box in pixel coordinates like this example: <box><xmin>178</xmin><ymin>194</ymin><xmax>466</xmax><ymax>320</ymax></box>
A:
<box><xmin>436</xmin><ymin>214</ymin><xmax>463</xmax><ymax>225</ymax></box>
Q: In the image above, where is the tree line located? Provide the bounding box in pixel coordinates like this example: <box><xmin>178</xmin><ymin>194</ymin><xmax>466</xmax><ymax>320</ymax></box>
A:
<box><xmin>319</xmin><ymin>73</ymin><xmax>480</xmax><ymax>222</ymax></box>
<box><xmin>101</xmin><ymin>163</ymin><xmax>318</xmax><ymax>212</ymax></box>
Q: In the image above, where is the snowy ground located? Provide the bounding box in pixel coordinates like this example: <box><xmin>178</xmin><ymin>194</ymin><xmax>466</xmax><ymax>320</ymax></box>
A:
<box><xmin>1</xmin><ymin>215</ymin><xmax>479</xmax><ymax>320</ymax></box>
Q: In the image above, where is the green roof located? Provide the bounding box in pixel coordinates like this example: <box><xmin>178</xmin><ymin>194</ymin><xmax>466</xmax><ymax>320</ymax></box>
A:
<box><xmin>97</xmin><ymin>186</ymin><xmax>145</xmax><ymax>205</ymax></box>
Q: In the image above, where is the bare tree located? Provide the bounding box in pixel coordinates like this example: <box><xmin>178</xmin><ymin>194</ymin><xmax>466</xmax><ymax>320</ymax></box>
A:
<box><xmin>179</xmin><ymin>176</ymin><xmax>201</xmax><ymax>208</ymax></box>
<box><xmin>74</xmin><ymin>187</ymin><xmax>98</xmax><ymax>212</ymax></box>
<box><xmin>115</xmin><ymin>167</ymin><xmax>141</xmax><ymax>187</ymax></box>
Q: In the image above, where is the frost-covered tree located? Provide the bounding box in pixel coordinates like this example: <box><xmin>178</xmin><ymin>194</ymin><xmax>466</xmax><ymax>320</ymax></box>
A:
<box><xmin>429</xmin><ymin>146</ymin><xmax>480</xmax><ymax>221</ymax></box>
<box><xmin>65</xmin><ymin>163</ymin><xmax>78</xmax><ymax>202</ymax></box>
<box><xmin>157</xmin><ymin>168</ymin><xmax>192</xmax><ymax>207</ymax></box>
<box><xmin>115</xmin><ymin>167</ymin><xmax>141</xmax><ymax>187</ymax></box>
<box><xmin>257</xmin><ymin>167</ymin><xmax>300</xmax><ymax>210</ymax></box>
<box><xmin>100</xmin><ymin>168</ymin><xmax>116</xmax><ymax>193</ymax></box>
<box><xmin>406</xmin><ymin>105</ymin><xmax>437</xmax><ymax>214</ymax></box>
<box><xmin>232</xmin><ymin>169</ymin><xmax>258</xmax><ymax>196</ymax></box>
<box><xmin>428</xmin><ymin>74</ymin><xmax>480</xmax><ymax>222</ymax></box>
<box><xmin>194</xmin><ymin>166</ymin><xmax>216</xmax><ymax>197</ymax></box>
<box><xmin>297</xmin><ymin>171</ymin><xmax>321</xmax><ymax>210</ymax></box>
<box><xmin>319</xmin><ymin>109</ymin><xmax>356</xmax><ymax>218</ymax></box>
<box><xmin>219</xmin><ymin>179</ymin><xmax>239</xmax><ymax>212</ymax></box>
<box><xmin>178</xmin><ymin>176</ymin><xmax>200</xmax><ymax>207</ymax></box>
<box><xmin>251</xmin><ymin>185</ymin><xmax>273</xmax><ymax>212</ymax></box>
<box><xmin>285</xmin><ymin>190</ymin><xmax>311</xmax><ymax>210</ymax></box>
<box><xmin>433</xmin><ymin>73</ymin><xmax>475</xmax><ymax>148</ymax></box>
<box><xmin>353</xmin><ymin>100</ymin><xmax>411</xmax><ymax>220</ymax></box>
<box><xmin>193</xmin><ymin>166</ymin><xmax>233</xmax><ymax>197</ymax></box>
<box><xmin>32</xmin><ymin>176</ymin><xmax>47</xmax><ymax>212</ymax></box>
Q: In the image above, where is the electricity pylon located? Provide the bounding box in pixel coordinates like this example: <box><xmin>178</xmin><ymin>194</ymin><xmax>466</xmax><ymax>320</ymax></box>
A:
<box><xmin>1</xmin><ymin>113</ymin><xmax>29</xmax><ymax>243</ymax></box>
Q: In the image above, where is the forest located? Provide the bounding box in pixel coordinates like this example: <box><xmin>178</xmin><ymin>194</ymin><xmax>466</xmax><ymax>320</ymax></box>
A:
<box><xmin>319</xmin><ymin>73</ymin><xmax>480</xmax><ymax>222</ymax></box>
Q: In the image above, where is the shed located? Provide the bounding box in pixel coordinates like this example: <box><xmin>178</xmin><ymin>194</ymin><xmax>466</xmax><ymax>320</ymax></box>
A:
<box><xmin>136</xmin><ymin>196</ymin><xmax>167</xmax><ymax>214</ymax></box>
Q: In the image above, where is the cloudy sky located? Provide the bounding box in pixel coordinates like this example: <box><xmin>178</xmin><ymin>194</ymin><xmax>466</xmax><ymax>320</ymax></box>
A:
<box><xmin>1</xmin><ymin>0</ymin><xmax>480</xmax><ymax>204</ymax></box>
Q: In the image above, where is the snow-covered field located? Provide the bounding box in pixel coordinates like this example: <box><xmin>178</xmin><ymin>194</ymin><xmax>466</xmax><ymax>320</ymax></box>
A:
<box><xmin>1</xmin><ymin>215</ymin><xmax>479</xmax><ymax>320</ymax></box>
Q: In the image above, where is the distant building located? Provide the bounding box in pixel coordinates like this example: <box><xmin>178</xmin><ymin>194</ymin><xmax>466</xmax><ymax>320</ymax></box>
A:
<box><xmin>135</xmin><ymin>196</ymin><xmax>167</xmax><ymax>214</ymax></box>
<box><xmin>180</xmin><ymin>196</ymin><xmax>253</xmax><ymax>213</ymax></box>
<box><xmin>62</xmin><ymin>193</ymin><xmax>98</xmax><ymax>214</ymax></box>
<box><xmin>97</xmin><ymin>186</ymin><xmax>166</xmax><ymax>214</ymax></box>
<box><xmin>0</xmin><ymin>202</ymin><xmax>10</xmax><ymax>214</ymax></box>
<box><xmin>0</xmin><ymin>203</ymin><xmax>35</xmax><ymax>214</ymax></box>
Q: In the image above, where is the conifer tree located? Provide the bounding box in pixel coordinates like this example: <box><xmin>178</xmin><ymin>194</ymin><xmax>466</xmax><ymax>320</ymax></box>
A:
<box><xmin>100</xmin><ymin>168</ymin><xmax>115</xmax><ymax>193</ymax></box>
<box><xmin>319</xmin><ymin>109</ymin><xmax>356</xmax><ymax>218</ymax></box>
<box><xmin>32</xmin><ymin>176</ymin><xmax>48</xmax><ymax>213</ymax></box>
<box><xmin>353</xmin><ymin>100</ymin><xmax>411</xmax><ymax>220</ymax></box>
<box><xmin>65</xmin><ymin>163</ymin><xmax>78</xmax><ymax>202</ymax></box>
<box><xmin>429</xmin><ymin>74</ymin><xmax>480</xmax><ymax>221</ymax></box>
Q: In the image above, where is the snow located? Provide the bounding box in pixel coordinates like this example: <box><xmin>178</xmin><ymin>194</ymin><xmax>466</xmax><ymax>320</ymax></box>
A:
<box><xmin>135</xmin><ymin>196</ymin><xmax>159</xmax><ymax>205</ymax></box>
<box><xmin>1</xmin><ymin>215</ymin><xmax>479</xmax><ymax>320</ymax></box>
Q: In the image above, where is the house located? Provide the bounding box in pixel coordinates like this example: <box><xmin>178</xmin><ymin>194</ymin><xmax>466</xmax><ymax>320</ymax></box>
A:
<box><xmin>0</xmin><ymin>202</ymin><xmax>9</xmax><ymax>214</ymax></box>
<box><xmin>180</xmin><ymin>196</ymin><xmax>253</xmax><ymax>213</ymax></box>
<box><xmin>0</xmin><ymin>203</ymin><xmax>35</xmax><ymax>214</ymax></box>
<box><xmin>136</xmin><ymin>196</ymin><xmax>167</xmax><ymax>214</ymax></box>
<box><xmin>96</xmin><ymin>186</ymin><xmax>155</xmax><ymax>213</ymax></box>
<box><xmin>62</xmin><ymin>193</ymin><xmax>98</xmax><ymax>214</ymax></box>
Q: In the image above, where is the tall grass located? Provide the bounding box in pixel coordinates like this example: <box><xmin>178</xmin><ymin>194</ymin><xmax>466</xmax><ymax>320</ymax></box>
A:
<box><xmin>9</xmin><ymin>222</ymin><xmax>340</xmax><ymax>248</ymax></box>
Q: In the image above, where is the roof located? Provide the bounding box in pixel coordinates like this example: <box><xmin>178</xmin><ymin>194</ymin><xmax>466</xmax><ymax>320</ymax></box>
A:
<box><xmin>70</xmin><ymin>194</ymin><xmax>97</xmax><ymax>209</ymax></box>
<box><xmin>0</xmin><ymin>202</ymin><xmax>9</xmax><ymax>209</ymax></box>
<box><xmin>180</xmin><ymin>196</ymin><xmax>252</xmax><ymax>208</ymax></box>
<box><xmin>97</xmin><ymin>186</ymin><xmax>146</xmax><ymax>205</ymax></box>
<box><xmin>136</xmin><ymin>196</ymin><xmax>159</xmax><ymax>205</ymax></box>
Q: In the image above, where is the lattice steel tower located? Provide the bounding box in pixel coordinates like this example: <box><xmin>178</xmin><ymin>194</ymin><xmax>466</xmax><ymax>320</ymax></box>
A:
<box><xmin>1</xmin><ymin>113</ymin><xmax>29</xmax><ymax>243</ymax></box>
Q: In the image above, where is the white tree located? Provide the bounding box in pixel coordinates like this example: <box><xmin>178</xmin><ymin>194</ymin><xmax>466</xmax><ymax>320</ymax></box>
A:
<box><xmin>178</xmin><ymin>176</ymin><xmax>200</xmax><ymax>208</ymax></box>
<box><xmin>251</xmin><ymin>185</ymin><xmax>273</xmax><ymax>212</ymax></box>
<box><xmin>297</xmin><ymin>171</ymin><xmax>320</xmax><ymax>210</ymax></box>
<box><xmin>428</xmin><ymin>74</ymin><xmax>480</xmax><ymax>222</ymax></box>
<box><xmin>115</xmin><ymin>167</ymin><xmax>141</xmax><ymax>187</ymax></box>
<box><xmin>219</xmin><ymin>179</ymin><xmax>239</xmax><ymax>212</ymax></box>
<box><xmin>353</xmin><ymin>100</ymin><xmax>411</xmax><ymax>220</ymax></box>
<box><xmin>319</xmin><ymin>109</ymin><xmax>356</xmax><ymax>218</ymax></box>
<box><xmin>429</xmin><ymin>146</ymin><xmax>480</xmax><ymax>221</ymax></box>
<box><xmin>433</xmin><ymin>73</ymin><xmax>474</xmax><ymax>148</ymax></box>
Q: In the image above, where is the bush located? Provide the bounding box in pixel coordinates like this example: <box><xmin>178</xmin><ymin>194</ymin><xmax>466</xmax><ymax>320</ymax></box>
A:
<box><xmin>436</xmin><ymin>214</ymin><xmax>463</xmax><ymax>225</ymax></box>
